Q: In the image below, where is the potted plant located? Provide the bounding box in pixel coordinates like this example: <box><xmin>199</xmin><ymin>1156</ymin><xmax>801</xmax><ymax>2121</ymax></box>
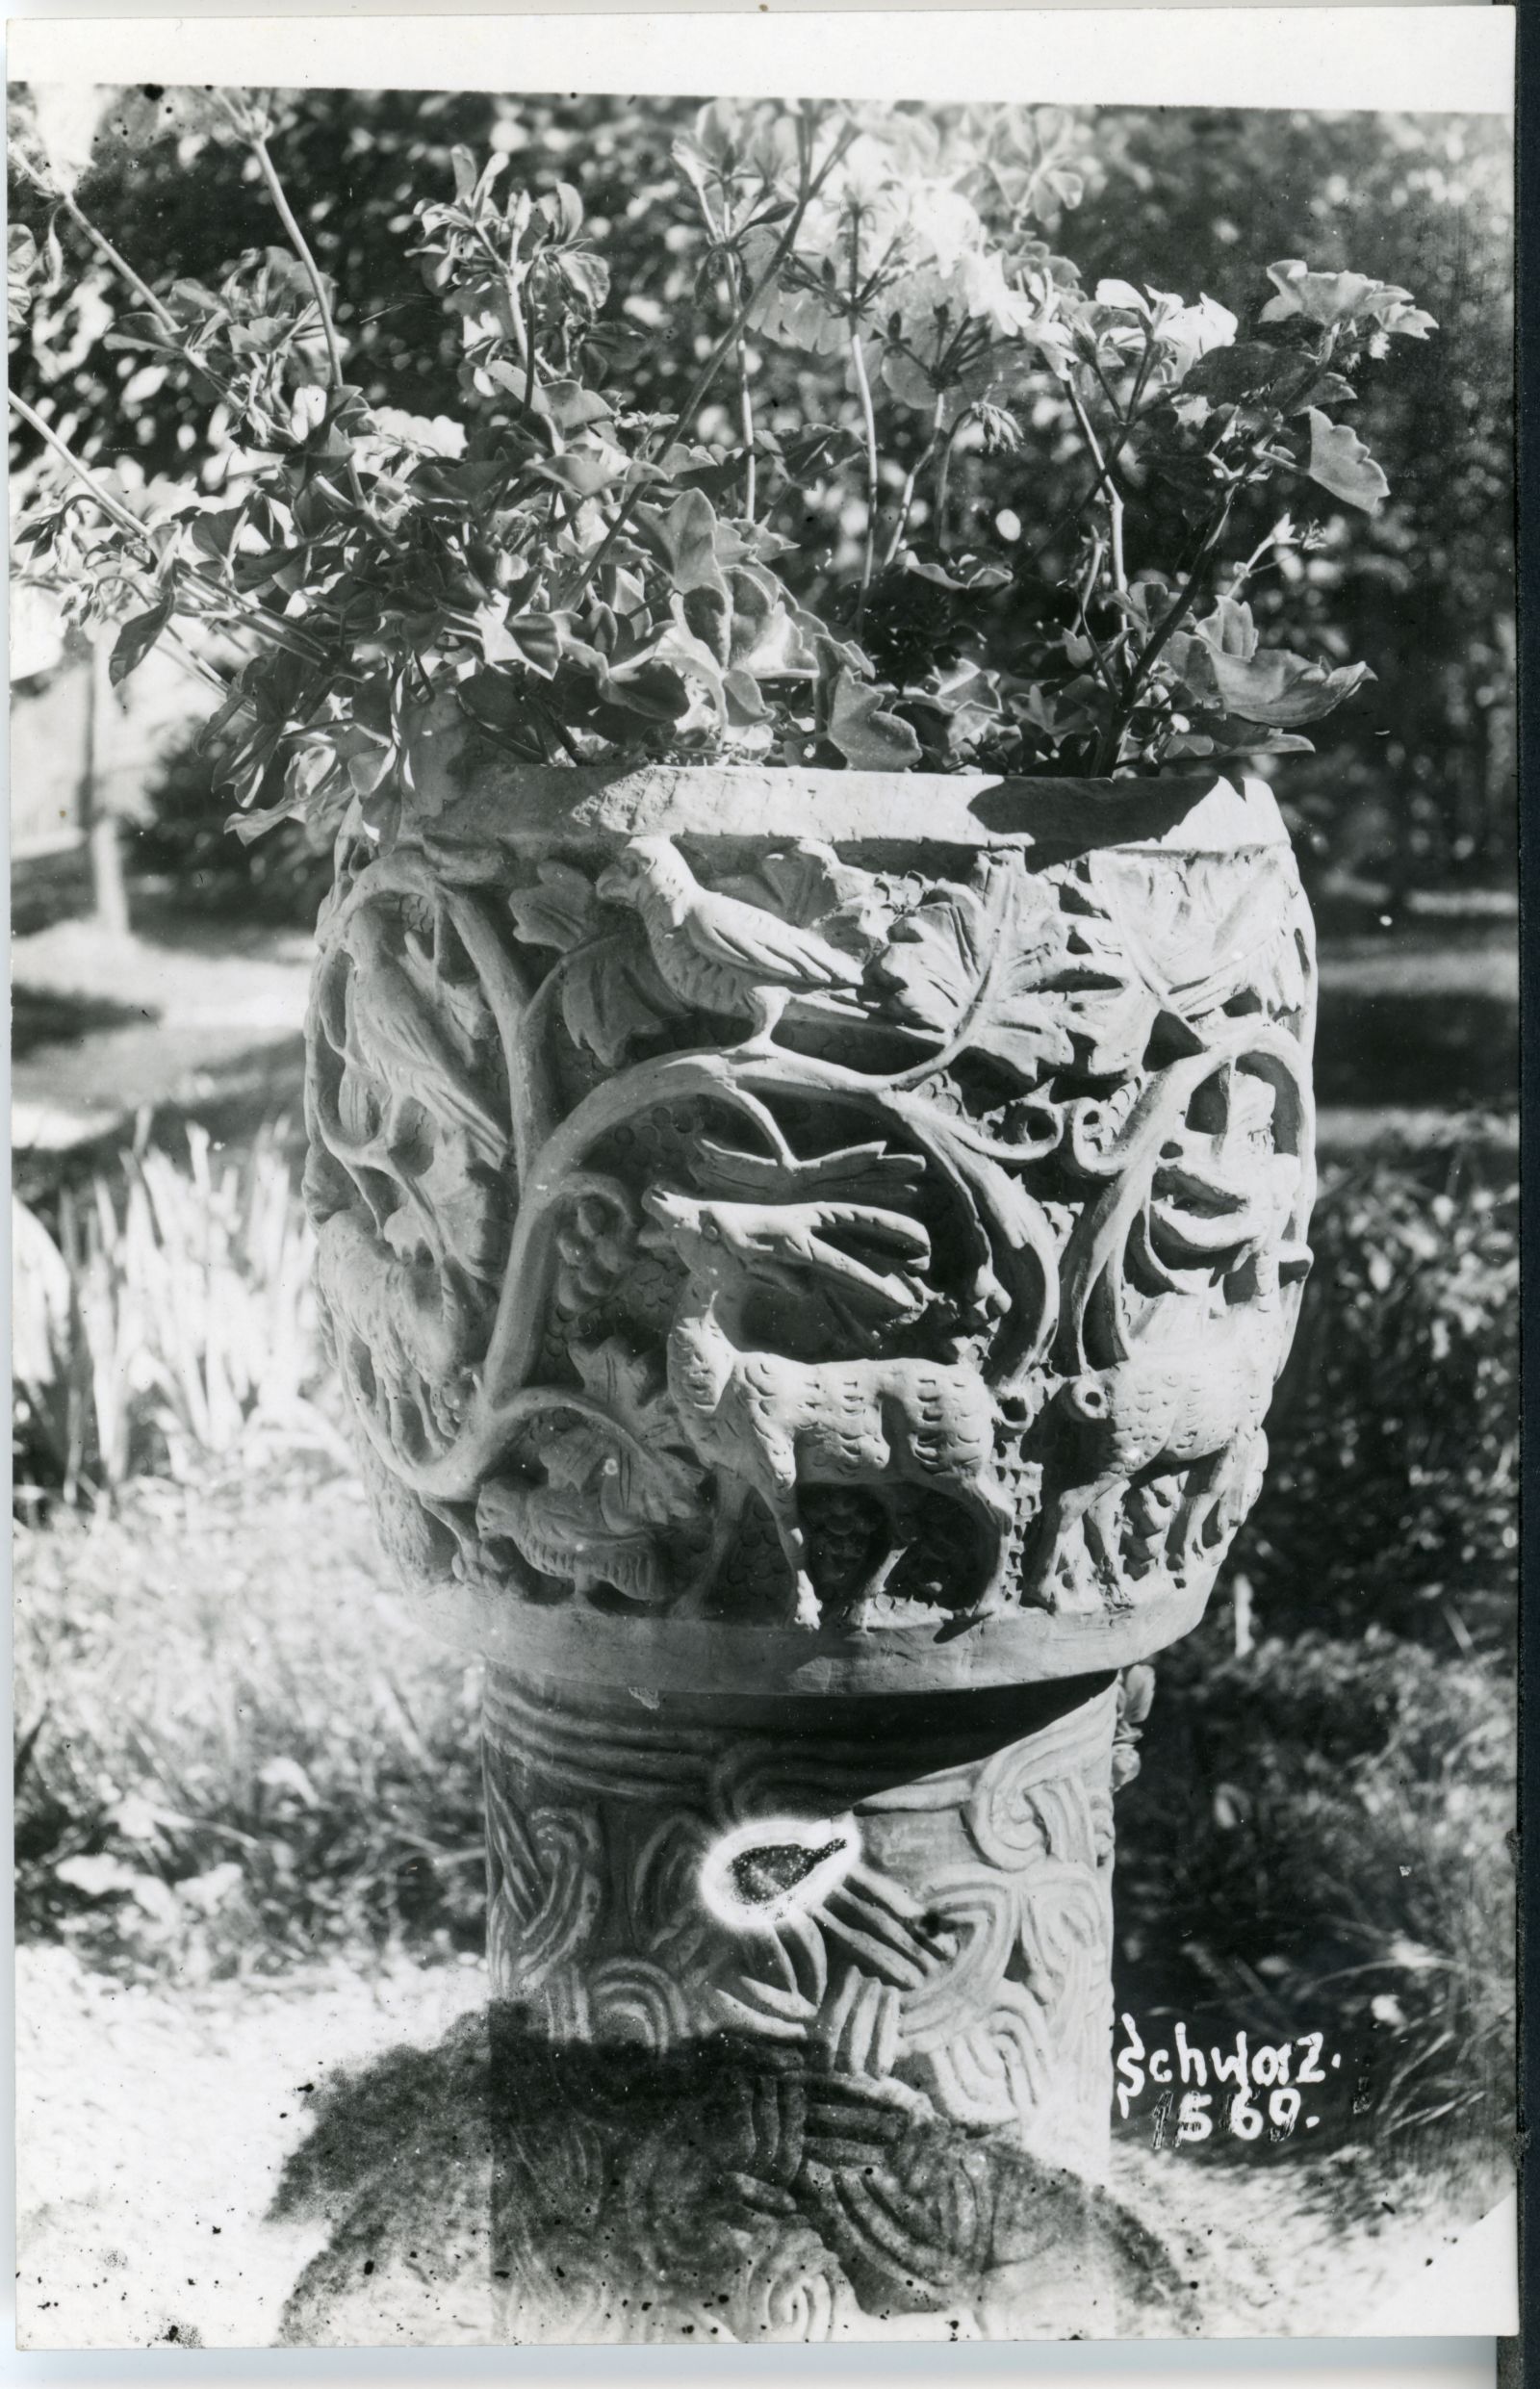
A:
<box><xmin>10</xmin><ymin>89</ymin><xmax>1433</xmax><ymax>2340</ymax></box>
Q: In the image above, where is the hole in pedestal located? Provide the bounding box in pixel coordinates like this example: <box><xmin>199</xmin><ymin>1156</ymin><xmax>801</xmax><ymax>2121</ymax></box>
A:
<box><xmin>699</xmin><ymin>1813</ymin><xmax>860</xmax><ymax>1930</ymax></box>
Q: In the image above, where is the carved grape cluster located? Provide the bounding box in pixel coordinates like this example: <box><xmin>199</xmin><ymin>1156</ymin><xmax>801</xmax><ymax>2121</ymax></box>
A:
<box><xmin>554</xmin><ymin>1190</ymin><xmax>639</xmax><ymax>1319</ymax></box>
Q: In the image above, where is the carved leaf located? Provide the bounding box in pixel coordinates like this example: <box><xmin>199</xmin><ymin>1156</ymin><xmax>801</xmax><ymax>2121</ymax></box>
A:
<box><xmin>407</xmin><ymin>1127</ymin><xmax>511</xmax><ymax>1280</ymax></box>
<box><xmin>878</xmin><ymin>857</ymin><xmax>1076</xmax><ymax>1083</ymax></box>
<box><xmin>689</xmin><ymin>1135</ymin><xmax>925</xmax><ymax>1204</ymax></box>
<box><xmin>1051</xmin><ymin>945</ymin><xmax>1163</xmax><ymax>1080</ymax></box>
<box><xmin>477</xmin><ymin>1476</ymin><xmax>669</xmax><ymax>1605</ymax></box>
<box><xmin>1070</xmin><ymin>851</ymin><xmax>1311</xmax><ymax>1050</ymax></box>
<box><xmin>509</xmin><ymin>861</ymin><xmax>684</xmax><ymax>1065</ymax></box>
<box><xmin>570</xmin><ymin>1337</ymin><xmax>704</xmax><ymax>1527</ymax></box>
<box><xmin>507</xmin><ymin>860</ymin><xmax>600</xmax><ymax>954</ymax></box>
<box><xmin>558</xmin><ymin>935</ymin><xmax>682</xmax><ymax>1069</ymax></box>
<box><xmin>714</xmin><ymin>842</ymin><xmax>892</xmax><ymax>964</ymax></box>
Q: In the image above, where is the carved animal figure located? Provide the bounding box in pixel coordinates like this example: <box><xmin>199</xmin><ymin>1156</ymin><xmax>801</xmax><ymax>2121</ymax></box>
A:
<box><xmin>1029</xmin><ymin>1258</ymin><xmax>1304</xmax><ymax>1609</ymax></box>
<box><xmin>640</xmin><ymin>1187</ymin><xmax>1014</xmax><ymax>1629</ymax></box>
<box><xmin>596</xmin><ymin>836</ymin><xmax>864</xmax><ymax>1032</ymax></box>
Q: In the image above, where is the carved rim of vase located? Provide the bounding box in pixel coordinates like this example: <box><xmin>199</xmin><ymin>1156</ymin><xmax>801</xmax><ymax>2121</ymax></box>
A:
<box><xmin>413</xmin><ymin>714</ymin><xmax>1296</xmax><ymax>863</ymax></box>
<box><xmin>314</xmin><ymin>737</ymin><xmax>1316</xmax><ymax>1703</ymax></box>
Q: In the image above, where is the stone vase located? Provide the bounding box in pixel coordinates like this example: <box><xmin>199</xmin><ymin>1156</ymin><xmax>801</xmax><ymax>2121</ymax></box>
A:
<box><xmin>303</xmin><ymin>728</ymin><xmax>1316</xmax><ymax>2340</ymax></box>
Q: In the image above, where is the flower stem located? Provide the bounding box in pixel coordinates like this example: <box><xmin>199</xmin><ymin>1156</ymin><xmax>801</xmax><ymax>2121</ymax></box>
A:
<box><xmin>848</xmin><ymin>321</ymin><xmax>881</xmax><ymax>620</ymax></box>
<box><xmin>9</xmin><ymin>389</ymin><xmax>156</xmax><ymax>552</ymax></box>
<box><xmin>559</xmin><ymin>122</ymin><xmax>856</xmax><ymax>610</ymax></box>
<box><xmin>934</xmin><ymin>423</ymin><xmax>962</xmax><ymax>556</ymax></box>
<box><xmin>1094</xmin><ymin>494</ymin><xmax>1236</xmax><ymax>772</ymax></box>
<box><xmin>736</xmin><ymin>328</ymin><xmax>757</xmax><ymax>520</ymax></box>
<box><xmin>1065</xmin><ymin>381</ymin><xmax>1127</xmax><ymax>601</ymax></box>
<box><xmin>59</xmin><ymin>191</ymin><xmax>180</xmax><ymax>335</ymax></box>
<box><xmin>215</xmin><ymin>93</ymin><xmax>369</xmax><ymax>511</ymax></box>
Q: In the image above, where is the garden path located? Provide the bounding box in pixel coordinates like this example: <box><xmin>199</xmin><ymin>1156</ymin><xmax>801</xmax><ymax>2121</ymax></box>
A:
<box><xmin>14</xmin><ymin>1939</ymin><xmax>1502</xmax><ymax>2350</ymax></box>
<box><xmin>12</xmin><ymin>902</ymin><xmax>310</xmax><ymax>1162</ymax></box>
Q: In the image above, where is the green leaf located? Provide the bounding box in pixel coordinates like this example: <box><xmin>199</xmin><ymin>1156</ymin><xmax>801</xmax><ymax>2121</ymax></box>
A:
<box><xmin>1194</xmin><ymin>595</ymin><xmax>1260</xmax><ymax>658</ymax></box>
<box><xmin>604</xmin><ymin>655</ymin><xmax>695</xmax><ymax>722</ymax></box>
<box><xmin>1156</xmin><ymin>295</ymin><xmax>1238</xmax><ymax>378</ymax></box>
<box><xmin>188</xmin><ymin>506</ymin><xmax>248</xmax><ymax>563</ymax></box>
<box><xmin>1167</xmin><ymin>718</ymin><xmax>1316</xmax><ymax>759</ymax></box>
<box><xmin>724</xmin><ymin>567</ymin><xmax>817</xmax><ymax>681</ymax></box>
<box><xmin>907</xmin><ymin>557</ymin><xmax>1013</xmax><ymax>594</ymax></box>
<box><xmin>541</xmin><ymin>183</ymin><xmax>586</xmax><ymax>242</ymax></box>
<box><xmin>8</xmin><ymin>224</ymin><xmax>38</xmax><ymax>334</ymax></box>
<box><xmin>528</xmin><ymin>450</ymin><xmax>625</xmax><ymax>500</ymax></box>
<box><xmin>641</xmin><ymin>488</ymin><xmax>731</xmax><ymax>600</ymax></box>
<box><xmin>724</xmin><ymin>666</ymin><xmax>768</xmax><ymax>724</ymax></box>
<box><xmin>1206</xmin><ymin>646</ymin><xmax>1373</xmax><ymax>726</ymax></box>
<box><xmin>532</xmin><ymin>380</ymin><xmax>614</xmax><ymax>435</ymax></box>
<box><xmin>473</xmin><ymin>605</ymin><xmax>524</xmax><ymax>667</ymax></box>
<box><xmin>475</xmin><ymin>606</ymin><xmax>569</xmax><ymax>677</ymax></box>
<box><xmin>1304</xmin><ymin>408</ymin><xmax>1389</xmax><ymax>514</ymax></box>
<box><xmin>681</xmin><ymin>582</ymin><xmax>732</xmax><ymax>666</ymax></box>
<box><xmin>553</xmin><ymin>250</ymin><xmax>610</xmax><ymax>313</ymax></box>
<box><xmin>109</xmin><ymin>586</ymin><xmax>176</xmax><ymax>687</ymax></box>
<box><xmin>827</xmin><ymin>670</ymin><xmax>923</xmax><ymax>772</ymax></box>
<box><xmin>1180</xmin><ymin>343</ymin><xmax>1319</xmax><ymax>409</ymax></box>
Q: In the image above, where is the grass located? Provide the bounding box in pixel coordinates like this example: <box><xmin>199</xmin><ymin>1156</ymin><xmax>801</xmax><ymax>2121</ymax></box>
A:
<box><xmin>13</xmin><ymin>1462</ymin><xmax>486</xmax><ymax>1981</ymax></box>
<box><xmin>10</xmin><ymin>1126</ymin><xmax>1517</xmax><ymax>2196</ymax></box>
<box><xmin>1114</xmin><ymin>1618</ymin><xmax>1514</xmax><ymax>2198</ymax></box>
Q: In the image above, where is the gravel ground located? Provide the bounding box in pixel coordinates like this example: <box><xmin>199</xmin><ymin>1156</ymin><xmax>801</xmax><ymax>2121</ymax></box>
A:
<box><xmin>14</xmin><ymin>1943</ymin><xmax>1504</xmax><ymax>2350</ymax></box>
<box><xmin>15</xmin><ymin>1944</ymin><xmax>484</xmax><ymax>2350</ymax></box>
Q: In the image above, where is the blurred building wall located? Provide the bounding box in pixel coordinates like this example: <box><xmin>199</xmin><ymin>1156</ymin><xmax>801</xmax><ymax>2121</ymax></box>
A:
<box><xmin>11</xmin><ymin>595</ymin><xmax>207</xmax><ymax>930</ymax></box>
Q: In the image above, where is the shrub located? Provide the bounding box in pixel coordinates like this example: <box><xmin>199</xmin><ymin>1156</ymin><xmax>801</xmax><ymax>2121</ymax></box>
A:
<box><xmin>1243</xmin><ymin>1154</ymin><xmax>1518</xmax><ymax>1655</ymax></box>
<box><xmin>12</xmin><ymin>1121</ymin><xmax>338</xmax><ymax>1506</ymax></box>
<box><xmin>1116</xmin><ymin>1620</ymin><xmax>1514</xmax><ymax>2185</ymax></box>
<box><xmin>13</xmin><ymin>1464</ymin><xmax>486</xmax><ymax>1979</ymax></box>
<box><xmin>128</xmin><ymin>727</ymin><xmax>335</xmax><ymax>926</ymax></box>
<box><xmin>10</xmin><ymin>90</ymin><xmax>1432</xmax><ymax>831</ymax></box>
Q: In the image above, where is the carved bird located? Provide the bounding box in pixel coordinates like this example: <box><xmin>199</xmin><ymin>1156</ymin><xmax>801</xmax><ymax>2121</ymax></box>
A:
<box><xmin>337</xmin><ymin>905</ymin><xmax>506</xmax><ymax>1164</ymax></box>
<box><xmin>475</xmin><ymin>1476</ymin><xmax>670</xmax><ymax>1608</ymax></box>
<box><xmin>596</xmin><ymin>836</ymin><xmax>864</xmax><ymax>1032</ymax></box>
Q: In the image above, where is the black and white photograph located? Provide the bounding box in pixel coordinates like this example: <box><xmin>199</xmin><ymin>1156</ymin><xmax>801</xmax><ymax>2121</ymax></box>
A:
<box><xmin>7</xmin><ymin>8</ymin><xmax>1518</xmax><ymax>2354</ymax></box>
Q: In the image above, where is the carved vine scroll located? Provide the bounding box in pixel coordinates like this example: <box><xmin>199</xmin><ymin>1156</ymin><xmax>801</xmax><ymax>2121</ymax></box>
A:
<box><xmin>305</xmin><ymin>808</ymin><xmax>1316</xmax><ymax>1632</ymax></box>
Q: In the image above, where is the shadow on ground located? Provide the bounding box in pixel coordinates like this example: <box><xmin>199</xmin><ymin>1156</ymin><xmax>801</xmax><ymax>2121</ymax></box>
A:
<box><xmin>13</xmin><ymin>985</ymin><xmax>163</xmax><ymax>1060</ymax></box>
<box><xmin>270</xmin><ymin>2007</ymin><xmax>1195</xmax><ymax>2347</ymax></box>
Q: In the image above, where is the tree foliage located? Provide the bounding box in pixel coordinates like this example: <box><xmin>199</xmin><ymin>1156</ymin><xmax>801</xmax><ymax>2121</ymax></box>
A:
<box><xmin>8</xmin><ymin>87</ymin><xmax>1506</xmax><ymax>866</ymax></box>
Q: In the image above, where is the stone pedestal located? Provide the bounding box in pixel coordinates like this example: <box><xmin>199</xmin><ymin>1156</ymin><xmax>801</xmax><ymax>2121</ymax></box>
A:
<box><xmin>304</xmin><ymin>738</ymin><xmax>1315</xmax><ymax>2341</ymax></box>
<box><xmin>485</xmin><ymin>1673</ymin><xmax>1116</xmax><ymax>2161</ymax></box>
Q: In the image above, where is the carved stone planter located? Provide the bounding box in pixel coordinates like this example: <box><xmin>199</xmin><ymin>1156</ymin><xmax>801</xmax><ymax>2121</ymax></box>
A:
<box><xmin>304</xmin><ymin>731</ymin><xmax>1315</xmax><ymax>2339</ymax></box>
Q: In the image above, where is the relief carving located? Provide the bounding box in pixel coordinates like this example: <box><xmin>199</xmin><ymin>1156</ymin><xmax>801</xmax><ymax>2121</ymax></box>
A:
<box><xmin>304</xmin><ymin>790</ymin><xmax>1315</xmax><ymax>1640</ymax></box>
<box><xmin>481</xmin><ymin>1672</ymin><xmax>1120</xmax><ymax>2179</ymax></box>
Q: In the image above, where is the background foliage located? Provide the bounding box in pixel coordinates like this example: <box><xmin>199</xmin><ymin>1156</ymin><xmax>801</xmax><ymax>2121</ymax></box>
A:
<box><xmin>8</xmin><ymin>90</ymin><xmax>1514</xmax><ymax>905</ymax></box>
